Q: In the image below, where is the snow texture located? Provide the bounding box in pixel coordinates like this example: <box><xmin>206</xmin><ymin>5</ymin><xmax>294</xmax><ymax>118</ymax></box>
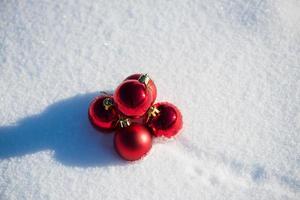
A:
<box><xmin>0</xmin><ymin>0</ymin><xmax>300</xmax><ymax>199</ymax></box>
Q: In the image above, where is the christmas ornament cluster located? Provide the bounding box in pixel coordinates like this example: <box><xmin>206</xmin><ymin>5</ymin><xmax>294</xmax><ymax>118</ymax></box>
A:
<box><xmin>88</xmin><ymin>73</ymin><xmax>183</xmax><ymax>161</ymax></box>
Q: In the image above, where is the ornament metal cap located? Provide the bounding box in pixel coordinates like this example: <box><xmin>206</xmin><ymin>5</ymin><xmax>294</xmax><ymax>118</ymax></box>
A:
<box><xmin>118</xmin><ymin>118</ymin><xmax>131</xmax><ymax>128</ymax></box>
<box><xmin>103</xmin><ymin>97</ymin><xmax>114</xmax><ymax>110</ymax></box>
<box><xmin>146</xmin><ymin>106</ymin><xmax>160</xmax><ymax>122</ymax></box>
<box><xmin>138</xmin><ymin>73</ymin><xmax>150</xmax><ymax>86</ymax></box>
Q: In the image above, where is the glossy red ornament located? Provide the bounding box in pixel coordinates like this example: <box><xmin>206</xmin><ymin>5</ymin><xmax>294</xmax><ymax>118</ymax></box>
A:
<box><xmin>146</xmin><ymin>102</ymin><xmax>182</xmax><ymax>138</ymax></box>
<box><xmin>114</xmin><ymin>77</ymin><xmax>153</xmax><ymax>118</ymax></box>
<box><xmin>124</xmin><ymin>73</ymin><xmax>157</xmax><ymax>104</ymax></box>
<box><xmin>114</xmin><ymin>122</ymin><xmax>152</xmax><ymax>161</ymax></box>
<box><xmin>88</xmin><ymin>95</ymin><xmax>118</xmax><ymax>132</ymax></box>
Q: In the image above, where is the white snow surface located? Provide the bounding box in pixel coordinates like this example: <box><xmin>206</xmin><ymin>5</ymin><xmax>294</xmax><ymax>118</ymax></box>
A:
<box><xmin>0</xmin><ymin>0</ymin><xmax>300</xmax><ymax>199</ymax></box>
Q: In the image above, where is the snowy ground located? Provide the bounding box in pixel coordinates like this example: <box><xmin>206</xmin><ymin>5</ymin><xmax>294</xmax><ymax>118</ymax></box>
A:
<box><xmin>0</xmin><ymin>0</ymin><xmax>300</xmax><ymax>199</ymax></box>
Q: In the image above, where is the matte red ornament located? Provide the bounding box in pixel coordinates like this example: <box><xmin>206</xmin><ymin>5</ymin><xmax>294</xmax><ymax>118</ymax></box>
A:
<box><xmin>114</xmin><ymin>122</ymin><xmax>152</xmax><ymax>161</ymax></box>
<box><xmin>124</xmin><ymin>73</ymin><xmax>157</xmax><ymax>104</ymax></box>
<box><xmin>146</xmin><ymin>102</ymin><xmax>182</xmax><ymax>138</ymax></box>
<box><xmin>114</xmin><ymin>76</ymin><xmax>153</xmax><ymax>118</ymax></box>
<box><xmin>88</xmin><ymin>95</ymin><xmax>118</xmax><ymax>132</ymax></box>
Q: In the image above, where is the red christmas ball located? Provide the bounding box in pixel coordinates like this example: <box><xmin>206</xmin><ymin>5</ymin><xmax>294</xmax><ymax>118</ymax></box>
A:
<box><xmin>114</xmin><ymin>78</ymin><xmax>152</xmax><ymax>118</ymax></box>
<box><xmin>124</xmin><ymin>73</ymin><xmax>157</xmax><ymax>104</ymax></box>
<box><xmin>114</xmin><ymin>122</ymin><xmax>152</xmax><ymax>161</ymax></box>
<box><xmin>146</xmin><ymin>102</ymin><xmax>182</xmax><ymax>138</ymax></box>
<box><xmin>88</xmin><ymin>95</ymin><xmax>118</xmax><ymax>132</ymax></box>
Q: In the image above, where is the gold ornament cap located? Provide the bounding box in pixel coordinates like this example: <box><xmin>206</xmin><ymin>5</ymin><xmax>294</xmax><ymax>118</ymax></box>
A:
<box><xmin>146</xmin><ymin>106</ymin><xmax>160</xmax><ymax>122</ymax></box>
<box><xmin>138</xmin><ymin>73</ymin><xmax>150</xmax><ymax>86</ymax></box>
<box><xmin>103</xmin><ymin>97</ymin><xmax>114</xmax><ymax>110</ymax></box>
<box><xmin>118</xmin><ymin>118</ymin><xmax>131</xmax><ymax>128</ymax></box>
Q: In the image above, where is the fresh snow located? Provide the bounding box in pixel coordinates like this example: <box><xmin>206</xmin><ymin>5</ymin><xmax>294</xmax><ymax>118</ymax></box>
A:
<box><xmin>0</xmin><ymin>0</ymin><xmax>299</xmax><ymax>199</ymax></box>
